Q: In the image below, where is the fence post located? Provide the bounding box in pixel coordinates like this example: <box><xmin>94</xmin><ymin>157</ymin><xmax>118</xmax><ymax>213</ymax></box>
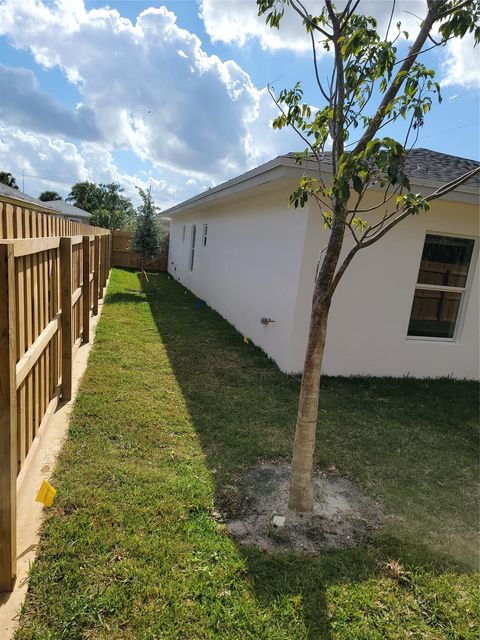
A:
<box><xmin>107</xmin><ymin>233</ymin><xmax>112</xmax><ymax>274</ymax></box>
<box><xmin>82</xmin><ymin>236</ymin><xmax>90</xmax><ymax>345</ymax></box>
<box><xmin>93</xmin><ymin>236</ymin><xmax>100</xmax><ymax>315</ymax></box>
<box><xmin>101</xmin><ymin>235</ymin><xmax>107</xmax><ymax>293</ymax></box>
<box><xmin>0</xmin><ymin>243</ymin><xmax>17</xmax><ymax>591</ymax></box>
<box><xmin>60</xmin><ymin>237</ymin><xmax>73</xmax><ymax>402</ymax></box>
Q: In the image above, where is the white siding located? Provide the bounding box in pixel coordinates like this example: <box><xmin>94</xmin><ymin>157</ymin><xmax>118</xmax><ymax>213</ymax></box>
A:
<box><xmin>169</xmin><ymin>188</ymin><xmax>308</xmax><ymax>371</ymax></box>
<box><xmin>292</xmin><ymin>195</ymin><xmax>480</xmax><ymax>379</ymax></box>
<box><xmin>169</xmin><ymin>184</ymin><xmax>479</xmax><ymax>380</ymax></box>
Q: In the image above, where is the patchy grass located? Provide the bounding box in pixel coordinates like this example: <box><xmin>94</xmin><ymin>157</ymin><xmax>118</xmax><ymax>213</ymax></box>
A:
<box><xmin>16</xmin><ymin>269</ymin><xmax>479</xmax><ymax>639</ymax></box>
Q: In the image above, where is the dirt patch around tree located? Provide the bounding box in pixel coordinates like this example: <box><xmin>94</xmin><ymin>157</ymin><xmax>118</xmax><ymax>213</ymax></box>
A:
<box><xmin>222</xmin><ymin>463</ymin><xmax>383</xmax><ymax>553</ymax></box>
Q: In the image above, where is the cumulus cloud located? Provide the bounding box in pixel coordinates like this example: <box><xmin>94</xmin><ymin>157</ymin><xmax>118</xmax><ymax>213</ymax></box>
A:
<box><xmin>200</xmin><ymin>1</ymin><xmax>478</xmax><ymax>98</ymax></box>
<box><xmin>0</xmin><ymin>126</ymin><xmax>89</xmax><ymax>195</ymax></box>
<box><xmin>0</xmin><ymin>126</ymin><xmax>220</xmax><ymax>209</ymax></box>
<box><xmin>199</xmin><ymin>0</ymin><xmax>427</xmax><ymax>51</ymax></box>
<box><xmin>441</xmin><ymin>34</ymin><xmax>480</xmax><ymax>89</ymax></box>
<box><xmin>0</xmin><ymin>65</ymin><xmax>101</xmax><ymax>140</ymax></box>
<box><xmin>0</xmin><ymin>0</ymin><xmax>297</xmax><ymax>184</ymax></box>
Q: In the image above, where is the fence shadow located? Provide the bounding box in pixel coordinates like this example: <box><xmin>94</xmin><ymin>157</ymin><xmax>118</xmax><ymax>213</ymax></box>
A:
<box><xmin>138</xmin><ymin>272</ymin><xmax>476</xmax><ymax>639</ymax></box>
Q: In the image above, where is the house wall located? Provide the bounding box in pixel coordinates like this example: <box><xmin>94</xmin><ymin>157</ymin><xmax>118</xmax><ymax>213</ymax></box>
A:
<box><xmin>168</xmin><ymin>185</ymin><xmax>309</xmax><ymax>371</ymax></box>
<box><xmin>290</xmin><ymin>193</ymin><xmax>480</xmax><ymax>379</ymax></box>
<box><xmin>169</xmin><ymin>185</ymin><xmax>479</xmax><ymax>380</ymax></box>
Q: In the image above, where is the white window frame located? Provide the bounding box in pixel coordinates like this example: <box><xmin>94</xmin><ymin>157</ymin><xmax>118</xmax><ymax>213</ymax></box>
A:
<box><xmin>181</xmin><ymin>225</ymin><xmax>186</xmax><ymax>243</ymax></box>
<box><xmin>202</xmin><ymin>223</ymin><xmax>208</xmax><ymax>247</ymax></box>
<box><xmin>189</xmin><ymin>225</ymin><xmax>196</xmax><ymax>272</ymax></box>
<box><xmin>406</xmin><ymin>231</ymin><xmax>478</xmax><ymax>343</ymax></box>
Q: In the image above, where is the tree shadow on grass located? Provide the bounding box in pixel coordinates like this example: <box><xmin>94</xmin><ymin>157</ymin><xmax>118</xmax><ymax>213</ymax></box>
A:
<box><xmin>104</xmin><ymin>291</ymin><xmax>147</xmax><ymax>305</ymax></box>
<box><xmin>130</xmin><ymin>272</ymin><xmax>477</xmax><ymax>639</ymax></box>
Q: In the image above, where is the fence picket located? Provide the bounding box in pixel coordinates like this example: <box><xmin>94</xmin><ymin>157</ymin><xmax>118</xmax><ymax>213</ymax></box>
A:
<box><xmin>0</xmin><ymin>195</ymin><xmax>111</xmax><ymax>592</ymax></box>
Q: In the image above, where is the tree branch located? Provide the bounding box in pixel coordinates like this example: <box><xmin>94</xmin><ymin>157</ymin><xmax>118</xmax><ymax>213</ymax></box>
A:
<box><xmin>353</xmin><ymin>5</ymin><xmax>438</xmax><ymax>154</ymax></box>
<box><xmin>290</xmin><ymin>0</ymin><xmax>332</xmax><ymax>39</ymax></box>
<box><xmin>330</xmin><ymin>165</ymin><xmax>480</xmax><ymax>294</ymax></box>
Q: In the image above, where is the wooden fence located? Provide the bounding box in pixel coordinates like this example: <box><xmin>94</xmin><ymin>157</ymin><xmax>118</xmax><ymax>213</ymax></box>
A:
<box><xmin>0</xmin><ymin>195</ymin><xmax>111</xmax><ymax>591</ymax></box>
<box><xmin>112</xmin><ymin>230</ymin><xmax>169</xmax><ymax>272</ymax></box>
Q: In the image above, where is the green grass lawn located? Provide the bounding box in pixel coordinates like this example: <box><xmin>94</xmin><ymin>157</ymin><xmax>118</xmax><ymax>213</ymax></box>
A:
<box><xmin>16</xmin><ymin>268</ymin><xmax>479</xmax><ymax>639</ymax></box>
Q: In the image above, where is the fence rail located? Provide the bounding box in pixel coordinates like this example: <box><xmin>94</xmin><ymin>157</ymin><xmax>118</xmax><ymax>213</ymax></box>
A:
<box><xmin>0</xmin><ymin>196</ymin><xmax>111</xmax><ymax>592</ymax></box>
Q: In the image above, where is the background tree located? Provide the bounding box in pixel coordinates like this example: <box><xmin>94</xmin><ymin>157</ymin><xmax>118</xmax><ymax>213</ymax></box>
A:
<box><xmin>89</xmin><ymin>207</ymin><xmax>135</xmax><ymax>231</ymax></box>
<box><xmin>257</xmin><ymin>0</ymin><xmax>480</xmax><ymax>512</ymax></box>
<box><xmin>38</xmin><ymin>190</ymin><xmax>62</xmax><ymax>201</ymax></box>
<box><xmin>0</xmin><ymin>171</ymin><xmax>19</xmax><ymax>189</ymax></box>
<box><xmin>66</xmin><ymin>181</ymin><xmax>103</xmax><ymax>212</ymax></box>
<box><xmin>131</xmin><ymin>187</ymin><xmax>164</xmax><ymax>279</ymax></box>
<box><xmin>67</xmin><ymin>180</ymin><xmax>136</xmax><ymax>229</ymax></box>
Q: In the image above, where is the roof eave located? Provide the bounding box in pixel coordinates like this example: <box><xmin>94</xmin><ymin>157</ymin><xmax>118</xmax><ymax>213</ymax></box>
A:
<box><xmin>164</xmin><ymin>155</ymin><xmax>479</xmax><ymax>217</ymax></box>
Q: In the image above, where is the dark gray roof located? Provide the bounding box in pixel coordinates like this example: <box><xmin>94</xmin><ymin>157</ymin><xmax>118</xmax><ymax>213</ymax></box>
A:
<box><xmin>164</xmin><ymin>146</ymin><xmax>479</xmax><ymax>217</ymax></box>
<box><xmin>406</xmin><ymin>148</ymin><xmax>479</xmax><ymax>186</ymax></box>
<box><xmin>43</xmin><ymin>199</ymin><xmax>90</xmax><ymax>219</ymax></box>
<box><xmin>0</xmin><ymin>183</ymin><xmax>91</xmax><ymax>219</ymax></box>
<box><xmin>0</xmin><ymin>182</ymin><xmax>46</xmax><ymax>206</ymax></box>
<box><xmin>285</xmin><ymin>147</ymin><xmax>480</xmax><ymax>187</ymax></box>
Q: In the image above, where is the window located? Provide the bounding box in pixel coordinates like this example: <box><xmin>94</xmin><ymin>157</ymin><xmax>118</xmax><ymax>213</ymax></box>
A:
<box><xmin>407</xmin><ymin>234</ymin><xmax>475</xmax><ymax>339</ymax></box>
<box><xmin>181</xmin><ymin>225</ymin><xmax>186</xmax><ymax>243</ymax></box>
<box><xmin>202</xmin><ymin>224</ymin><xmax>208</xmax><ymax>247</ymax></box>
<box><xmin>189</xmin><ymin>225</ymin><xmax>196</xmax><ymax>271</ymax></box>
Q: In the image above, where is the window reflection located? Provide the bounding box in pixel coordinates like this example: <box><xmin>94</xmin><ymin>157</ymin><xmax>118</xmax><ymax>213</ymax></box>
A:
<box><xmin>408</xmin><ymin>235</ymin><xmax>474</xmax><ymax>339</ymax></box>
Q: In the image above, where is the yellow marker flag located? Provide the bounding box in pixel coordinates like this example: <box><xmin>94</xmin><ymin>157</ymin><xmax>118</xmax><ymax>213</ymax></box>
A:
<box><xmin>243</xmin><ymin>336</ymin><xmax>249</xmax><ymax>344</ymax></box>
<box><xmin>35</xmin><ymin>479</ymin><xmax>57</xmax><ymax>507</ymax></box>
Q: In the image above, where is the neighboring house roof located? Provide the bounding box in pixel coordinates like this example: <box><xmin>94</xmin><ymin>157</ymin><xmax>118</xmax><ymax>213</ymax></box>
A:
<box><xmin>0</xmin><ymin>182</ymin><xmax>47</xmax><ymax>207</ymax></box>
<box><xmin>164</xmin><ymin>148</ymin><xmax>480</xmax><ymax>217</ymax></box>
<box><xmin>43</xmin><ymin>199</ymin><xmax>90</xmax><ymax>220</ymax></box>
<box><xmin>0</xmin><ymin>183</ymin><xmax>92</xmax><ymax>220</ymax></box>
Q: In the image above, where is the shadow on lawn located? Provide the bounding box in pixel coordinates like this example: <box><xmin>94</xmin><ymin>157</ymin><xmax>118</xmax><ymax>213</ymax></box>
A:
<box><xmin>121</xmin><ymin>271</ymin><xmax>476</xmax><ymax>639</ymax></box>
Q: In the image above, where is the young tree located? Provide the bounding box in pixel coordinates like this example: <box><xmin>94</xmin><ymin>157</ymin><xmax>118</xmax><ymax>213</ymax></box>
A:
<box><xmin>0</xmin><ymin>171</ymin><xmax>19</xmax><ymax>189</ymax></box>
<box><xmin>38</xmin><ymin>190</ymin><xmax>62</xmax><ymax>201</ymax></box>
<box><xmin>257</xmin><ymin>0</ymin><xmax>480</xmax><ymax>512</ymax></box>
<box><xmin>131</xmin><ymin>187</ymin><xmax>164</xmax><ymax>279</ymax></box>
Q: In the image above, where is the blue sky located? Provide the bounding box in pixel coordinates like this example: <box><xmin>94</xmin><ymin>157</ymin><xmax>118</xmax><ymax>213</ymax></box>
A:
<box><xmin>0</xmin><ymin>0</ymin><xmax>478</xmax><ymax>209</ymax></box>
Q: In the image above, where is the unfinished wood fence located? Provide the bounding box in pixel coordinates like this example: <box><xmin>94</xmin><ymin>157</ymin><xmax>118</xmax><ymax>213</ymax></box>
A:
<box><xmin>112</xmin><ymin>230</ymin><xmax>169</xmax><ymax>272</ymax></box>
<box><xmin>0</xmin><ymin>195</ymin><xmax>111</xmax><ymax>591</ymax></box>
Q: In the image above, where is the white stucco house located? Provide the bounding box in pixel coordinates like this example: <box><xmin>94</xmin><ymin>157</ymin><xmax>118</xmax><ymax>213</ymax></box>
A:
<box><xmin>164</xmin><ymin>149</ymin><xmax>479</xmax><ymax>380</ymax></box>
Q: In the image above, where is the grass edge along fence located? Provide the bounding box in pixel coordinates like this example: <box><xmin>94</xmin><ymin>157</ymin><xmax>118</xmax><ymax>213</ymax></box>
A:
<box><xmin>0</xmin><ymin>195</ymin><xmax>111</xmax><ymax>591</ymax></box>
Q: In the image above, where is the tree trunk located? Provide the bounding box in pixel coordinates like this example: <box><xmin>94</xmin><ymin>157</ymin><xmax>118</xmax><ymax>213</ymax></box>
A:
<box><xmin>288</xmin><ymin>200</ymin><xmax>346</xmax><ymax>512</ymax></box>
<box><xmin>288</xmin><ymin>293</ymin><xmax>331</xmax><ymax>511</ymax></box>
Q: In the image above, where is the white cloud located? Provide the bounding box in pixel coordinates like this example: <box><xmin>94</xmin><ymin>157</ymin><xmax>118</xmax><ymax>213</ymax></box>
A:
<box><xmin>0</xmin><ymin>126</ymin><xmax>195</xmax><ymax>209</ymax></box>
<box><xmin>200</xmin><ymin>1</ymin><xmax>479</xmax><ymax>97</ymax></box>
<box><xmin>0</xmin><ymin>126</ymin><xmax>88</xmax><ymax>195</ymax></box>
<box><xmin>0</xmin><ymin>0</ymin><xmax>297</xmax><ymax>186</ymax></box>
<box><xmin>199</xmin><ymin>0</ymin><xmax>427</xmax><ymax>51</ymax></box>
<box><xmin>199</xmin><ymin>0</ymin><xmax>310</xmax><ymax>52</ymax></box>
<box><xmin>441</xmin><ymin>34</ymin><xmax>480</xmax><ymax>89</ymax></box>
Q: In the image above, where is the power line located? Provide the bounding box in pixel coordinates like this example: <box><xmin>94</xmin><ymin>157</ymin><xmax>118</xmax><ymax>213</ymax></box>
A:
<box><xmin>21</xmin><ymin>172</ymin><xmax>76</xmax><ymax>185</ymax></box>
<box><xmin>418</xmin><ymin>120</ymin><xmax>480</xmax><ymax>141</ymax></box>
